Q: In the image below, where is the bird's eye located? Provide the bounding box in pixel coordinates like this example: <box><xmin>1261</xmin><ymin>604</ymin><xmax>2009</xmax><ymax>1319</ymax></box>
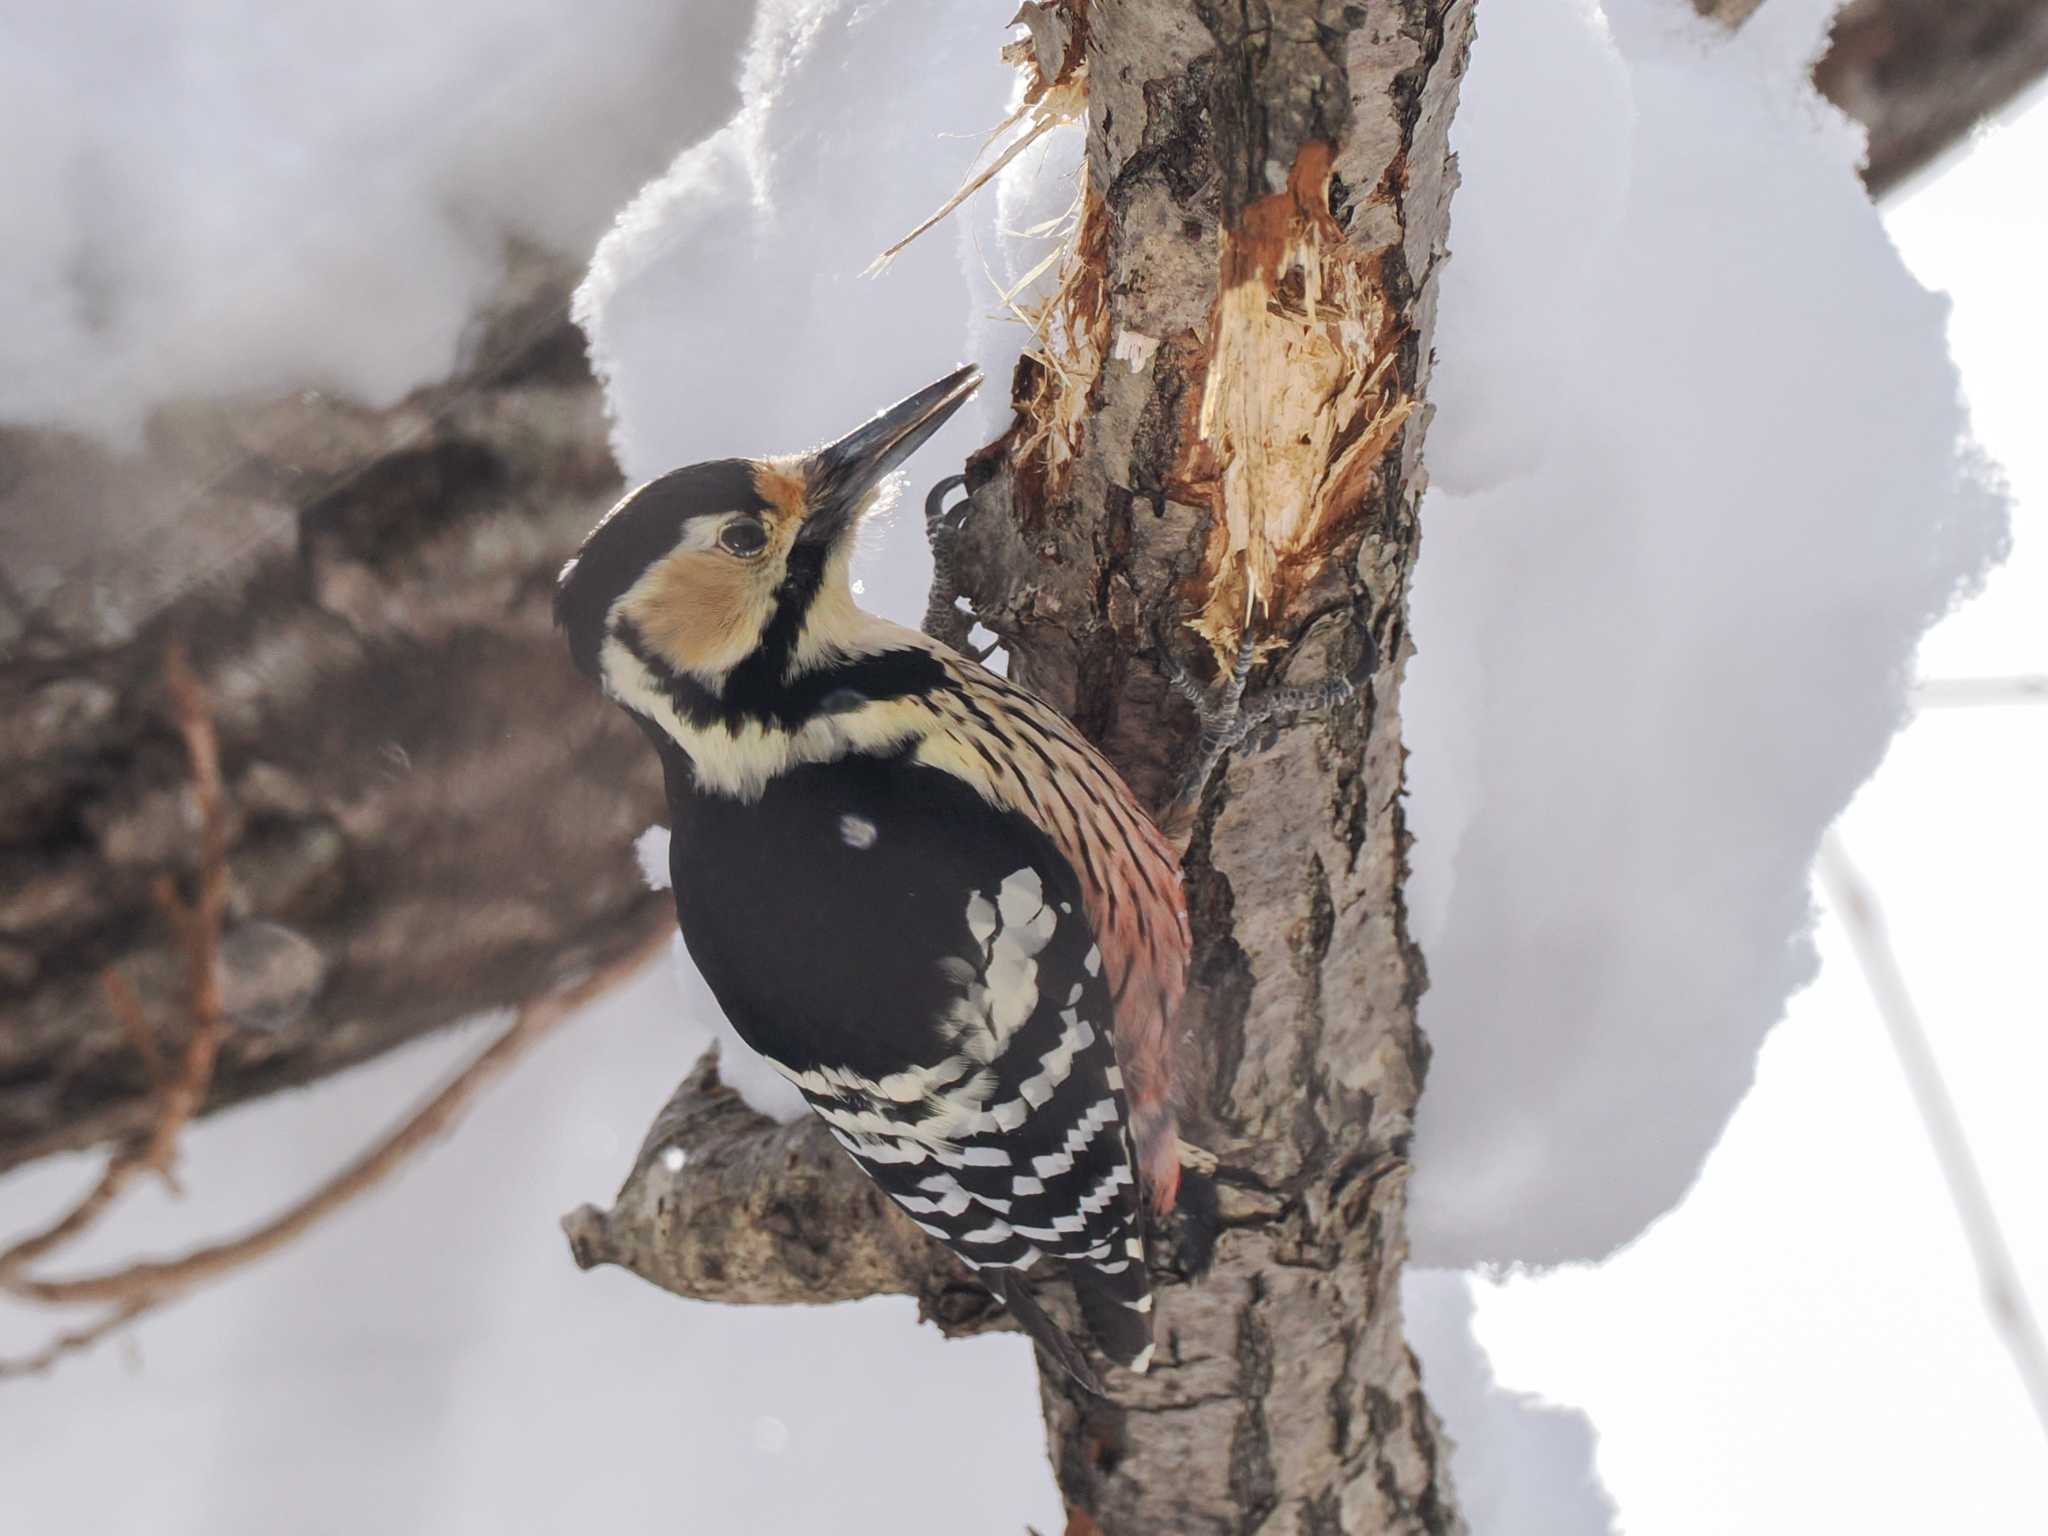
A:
<box><xmin>718</xmin><ymin>517</ymin><xmax>768</xmax><ymax>557</ymax></box>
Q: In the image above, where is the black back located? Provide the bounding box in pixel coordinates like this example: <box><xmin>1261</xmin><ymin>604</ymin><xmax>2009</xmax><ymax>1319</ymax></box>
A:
<box><xmin>659</xmin><ymin>741</ymin><xmax>1086</xmax><ymax>1080</ymax></box>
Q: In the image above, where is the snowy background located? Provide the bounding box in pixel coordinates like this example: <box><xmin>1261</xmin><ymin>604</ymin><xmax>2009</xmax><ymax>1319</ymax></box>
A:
<box><xmin>4</xmin><ymin>0</ymin><xmax>2043</xmax><ymax>1530</ymax></box>
<box><xmin>0</xmin><ymin>0</ymin><xmax>755</xmax><ymax>444</ymax></box>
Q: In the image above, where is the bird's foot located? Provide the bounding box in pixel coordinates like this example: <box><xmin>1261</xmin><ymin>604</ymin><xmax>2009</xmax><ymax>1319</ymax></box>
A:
<box><xmin>921</xmin><ymin>474</ymin><xmax>998</xmax><ymax>662</ymax></box>
<box><xmin>1158</xmin><ymin>622</ymin><xmax>1373</xmax><ymax>836</ymax></box>
<box><xmin>1158</xmin><ymin>1158</ymin><xmax>1221</xmax><ymax>1281</ymax></box>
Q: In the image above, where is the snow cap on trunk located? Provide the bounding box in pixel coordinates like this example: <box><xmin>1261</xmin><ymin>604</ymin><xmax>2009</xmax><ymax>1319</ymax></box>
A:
<box><xmin>1403</xmin><ymin>0</ymin><xmax>2009</xmax><ymax>1266</ymax></box>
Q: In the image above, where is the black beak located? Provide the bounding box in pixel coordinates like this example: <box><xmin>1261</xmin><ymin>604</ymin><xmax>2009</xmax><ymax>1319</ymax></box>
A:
<box><xmin>801</xmin><ymin>364</ymin><xmax>981</xmax><ymax>544</ymax></box>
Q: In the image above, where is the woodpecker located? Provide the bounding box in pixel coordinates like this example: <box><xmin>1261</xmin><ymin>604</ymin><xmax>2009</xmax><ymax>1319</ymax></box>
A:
<box><xmin>556</xmin><ymin>366</ymin><xmax>1189</xmax><ymax>1389</ymax></box>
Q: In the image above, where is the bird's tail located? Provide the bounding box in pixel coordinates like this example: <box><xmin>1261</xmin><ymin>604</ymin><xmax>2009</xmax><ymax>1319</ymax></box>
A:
<box><xmin>1070</xmin><ymin>1256</ymin><xmax>1155</xmax><ymax>1376</ymax></box>
<box><xmin>993</xmin><ymin>1271</ymin><xmax>1103</xmax><ymax>1396</ymax></box>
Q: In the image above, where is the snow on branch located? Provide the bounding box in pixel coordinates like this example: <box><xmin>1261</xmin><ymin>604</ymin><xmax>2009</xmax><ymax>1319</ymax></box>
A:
<box><xmin>1</xmin><ymin>0</ymin><xmax>758</xmax><ymax>444</ymax></box>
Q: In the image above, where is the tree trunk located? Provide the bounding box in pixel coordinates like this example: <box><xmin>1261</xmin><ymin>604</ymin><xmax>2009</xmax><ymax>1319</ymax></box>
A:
<box><xmin>958</xmin><ymin>4</ymin><xmax>1471</xmax><ymax>1528</ymax></box>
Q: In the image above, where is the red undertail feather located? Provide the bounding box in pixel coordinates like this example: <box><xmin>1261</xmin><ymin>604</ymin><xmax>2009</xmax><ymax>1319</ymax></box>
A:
<box><xmin>1094</xmin><ymin>819</ymin><xmax>1189</xmax><ymax>1216</ymax></box>
<box><xmin>948</xmin><ymin>659</ymin><xmax>1192</xmax><ymax>1215</ymax></box>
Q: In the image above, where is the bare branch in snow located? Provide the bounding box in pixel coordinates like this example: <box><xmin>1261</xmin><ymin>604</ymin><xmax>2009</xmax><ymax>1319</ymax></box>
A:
<box><xmin>1915</xmin><ymin>675</ymin><xmax>2048</xmax><ymax>707</ymax></box>
<box><xmin>1819</xmin><ymin>835</ymin><xmax>2048</xmax><ymax>1445</ymax></box>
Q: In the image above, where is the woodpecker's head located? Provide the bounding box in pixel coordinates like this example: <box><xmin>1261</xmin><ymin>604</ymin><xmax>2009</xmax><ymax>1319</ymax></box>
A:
<box><xmin>556</xmin><ymin>365</ymin><xmax>979</xmax><ymax>697</ymax></box>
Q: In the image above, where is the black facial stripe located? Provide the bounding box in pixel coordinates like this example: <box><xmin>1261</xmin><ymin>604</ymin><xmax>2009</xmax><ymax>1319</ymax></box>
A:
<box><xmin>729</xmin><ymin>648</ymin><xmax>955</xmax><ymax>730</ymax></box>
<box><xmin>614</xmin><ymin>616</ymin><xmax>724</xmax><ymax>728</ymax></box>
<box><xmin>722</xmin><ymin>540</ymin><xmax>826</xmax><ymax>709</ymax></box>
<box><xmin>613</xmin><ymin>613</ymin><xmax>957</xmax><ymax>737</ymax></box>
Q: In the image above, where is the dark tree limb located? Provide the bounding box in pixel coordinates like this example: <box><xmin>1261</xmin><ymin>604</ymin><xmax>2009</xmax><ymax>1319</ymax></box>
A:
<box><xmin>0</xmin><ymin>253</ymin><xmax>665</xmax><ymax>1174</ymax></box>
<box><xmin>1704</xmin><ymin>0</ymin><xmax>2048</xmax><ymax>197</ymax></box>
<box><xmin>1</xmin><ymin>910</ymin><xmax>668</xmax><ymax>1374</ymax></box>
<box><xmin>1817</xmin><ymin>0</ymin><xmax>2048</xmax><ymax>196</ymax></box>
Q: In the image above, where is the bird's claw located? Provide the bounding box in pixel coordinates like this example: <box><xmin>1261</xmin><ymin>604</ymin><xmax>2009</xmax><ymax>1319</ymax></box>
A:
<box><xmin>922</xmin><ymin>475</ymin><xmax>997</xmax><ymax>662</ymax></box>
<box><xmin>1156</xmin><ymin>618</ymin><xmax>1371</xmax><ymax>830</ymax></box>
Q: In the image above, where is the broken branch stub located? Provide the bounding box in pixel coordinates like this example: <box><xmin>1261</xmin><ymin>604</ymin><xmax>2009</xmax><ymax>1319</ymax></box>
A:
<box><xmin>563</xmin><ymin>1050</ymin><xmax>996</xmax><ymax>1321</ymax></box>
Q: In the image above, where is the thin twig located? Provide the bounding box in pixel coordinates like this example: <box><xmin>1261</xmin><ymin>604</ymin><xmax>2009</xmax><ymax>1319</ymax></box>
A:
<box><xmin>0</xmin><ymin>1300</ymin><xmax>160</xmax><ymax>1380</ymax></box>
<box><xmin>0</xmin><ymin>1152</ymin><xmax>145</xmax><ymax>1285</ymax></box>
<box><xmin>134</xmin><ymin>649</ymin><xmax>231</xmax><ymax>1194</ymax></box>
<box><xmin>5</xmin><ymin>919</ymin><xmax>668</xmax><ymax>1312</ymax></box>
<box><xmin>1818</xmin><ymin>834</ymin><xmax>2048</xmax><ymax>1445</ymax></box>
<box><xmin>0</xmin><ymin>649</ymin><xmax>227</xmax><ymax>1279</ymax></box>
<box><xmin>866</xmin><ymin>109</ymin><xmax>1069</xmax><ymax>277</ymax></box>
<box><xmin>102</xmin><ymin>969</ymin><xmax>164</xmax><ymax>1090</ymax></box>
<box><xmin>1914</xmin><ymin>676</ymin><xmax>2048</xmax><ymax>707</ymax></box>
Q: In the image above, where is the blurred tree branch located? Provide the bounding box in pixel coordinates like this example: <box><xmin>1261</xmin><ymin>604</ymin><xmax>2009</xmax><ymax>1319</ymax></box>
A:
<box><xmin>0</xmin><ymin>253</ymin><xmax>664</xmax><ymax>1175</ymax></box>
<box><xmin>1712</xmin><ymin>0</ymin><xmax>2048</xmax><ymax>193</ymax></box>
<box><xmin>1818</xmin><ymin>0</ymin><xmax>2048</xmax><ymax>196</ymax></box>
<box><xmin>1703</xmin><ymin>0</ymin><xmax>2048</xmax><ymax>194</ymax></box>
<box><xmin>0</xmin><ymin>650</ymin><xmax>227</xmax><ymax>1294</ymax></box>
<box><xmin>0</xmin><ymin>649</ymin><xmax>669</xmax><ymax>1375</ymax></box>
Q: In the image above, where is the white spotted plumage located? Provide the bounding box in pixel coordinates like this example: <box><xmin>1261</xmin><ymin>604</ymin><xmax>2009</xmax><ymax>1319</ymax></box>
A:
<box><xmin>771</xmin><ymin>858</ymin><xmax>1152</xmax><ymax>1371</ymax></box>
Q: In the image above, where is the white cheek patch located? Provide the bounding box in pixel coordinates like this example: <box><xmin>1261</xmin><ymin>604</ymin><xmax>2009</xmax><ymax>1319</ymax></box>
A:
<box><xmin>839</xmin><ymin>814</ymin><xmax>878</xmax><ymax>850</ymax></box>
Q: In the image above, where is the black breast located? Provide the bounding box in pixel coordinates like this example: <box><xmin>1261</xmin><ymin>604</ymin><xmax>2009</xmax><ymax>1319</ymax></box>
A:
<box><xmin>658</xmin><ymin>744</ymin><xmax>1089</xmax><ymax>1082</ymax></box>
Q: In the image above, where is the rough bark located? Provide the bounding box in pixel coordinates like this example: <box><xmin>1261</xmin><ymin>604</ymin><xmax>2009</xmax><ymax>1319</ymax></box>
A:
<box><xmin>0</xmin><ymin>255</ymin><xmax>666</xmax><ymax>1172</ymax></box>
<box><xmin>994</xmin><ymin>6</ymin><xmax>1469</xmax><ymax>1530</ymax></box>
<box><xmin>563</xmin><ymin>1052</ymin><xmax>974</xmax><ymax>1311</ymax></box>
<box><xmin>1816</xmin><ymin>0</ymin><xmax>2048</xmax><ymax>196</ymax></box>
